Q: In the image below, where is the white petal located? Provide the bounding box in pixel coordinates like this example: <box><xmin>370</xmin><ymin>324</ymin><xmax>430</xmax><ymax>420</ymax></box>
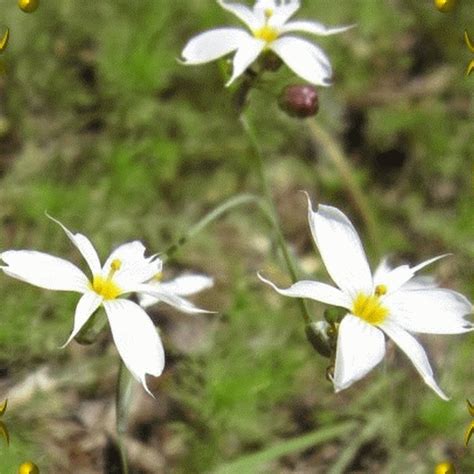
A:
<box><xmin>218</xmin><ymin>1</ymin><xmax>260</xmax><ymax>29</ymax></box>
<box><xmin>157</xmin><ymin>274</ymin><xmax>214</xmax><ymax>296</ymax></box>
<box><xmin>258</xmin><ymin>273</ymin><xmax>351</xmax><ymax>308</ymax></box>
<box><xmin>402</xmin><ymin>276</ymin><xmax>437</xmax><ymax>290</ymax></box>
<box><xmin>268</xmin><ymin>1</ymin><xmax>300</xmax><ymax>27</ymax></box>
<box><xmin>380</xmin><ymin>321</ymin><xmax>449</xmax><ymax>400</ymax></box>
<box><xmin>138</xmin><ymin>275</ymin><xmax>214</xmax><ymax>309</ymax></box>
<box><xmin>226</xmin><ymin>37</ymin><xmax>265</xmax><ymax>86</ymax></box>
<box><xmin>62</xmin><ymin>291</ymin><xmax>103</xmax><ymax>347</ymax></box>
<box><xmin>104</xmin><ymin>299</ymin><xmax>165</xmax><ymax>396</ymax></box>
<box><xmin>1</xmin><ymin>250</ymin><xmax>89</xmax><ymax>292</ymax></box>
<box><xmin>103</xmin><ymin>241</ymin><xmax>162</xmax><ymax>288</ymax></box>
<box><xmin>374</xmin><ymin>254</ymin><xmax>447</xmax><ymax>294</ymax></box>
<box><xmin>182</xmin><ymin>28</ymin><xmax>252</xmax><ymax>65</ymax></box>
<box><xmin>270</xmin><ymin>36</ymin><xmax>332</xmax><ymax>86</ymax></box>
<box><xmin>48</xmin><ymin>215</ymin><xmax>101</xmax><ymax>275</ymax></box>
<box><xmin>135</xmin><ymin>284</ymin><xmax>213</xmax><ymax>314</ymax></box>
<box><xmin>280</xmin><ymin>20</ymin><xmax>354</xmax><ymax>36</ymax></box>
<box><xmin>385</xmin><ymin>289</ymin><xmax>473</xmax><ymax>334</ymax></box>
<box><xmin>333</xmin><ymin>314</ymin><xmax>385</xmax><ymax>392</ymax></box>
<box><xmin>305</xmin><ymin>195</ymin><xmax>373</xmax><ymax>297</ymax></box>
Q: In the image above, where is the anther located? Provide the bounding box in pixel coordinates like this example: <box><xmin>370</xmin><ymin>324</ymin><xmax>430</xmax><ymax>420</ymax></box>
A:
<box><xmin>107</xmin><ymin>259</ymin><xmax>122</xmax><ymax>280</ymax></box>
<box><xmin>375</xmin><ymin>284</ymin><xmax>387</xmax><ymax>297</ymax></box>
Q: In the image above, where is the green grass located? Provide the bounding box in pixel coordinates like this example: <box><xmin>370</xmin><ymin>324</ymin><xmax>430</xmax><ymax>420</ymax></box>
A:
<box><xmin>0</xmin><ymin>0</ymin><xmax>473</xmax><ymax>472</ymax></box>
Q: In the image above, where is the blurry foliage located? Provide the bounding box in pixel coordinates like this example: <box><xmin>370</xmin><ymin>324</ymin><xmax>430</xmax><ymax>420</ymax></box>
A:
<box><xmin>0</xmin><ymin>0</ymin><xmax>472</xmax><ymax>472</ymax></box>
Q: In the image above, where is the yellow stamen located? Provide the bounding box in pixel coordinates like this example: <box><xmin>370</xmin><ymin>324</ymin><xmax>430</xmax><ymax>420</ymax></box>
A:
<box><xmin>91</xmin><ymin>258</ymin><xmax>122</xmax><ymax>300</ymax></box>
<box><xmin>352</xmin><ymin>293</ymin><xmax>388</xmax><ymax>325</ymax></box>
<box><xmin>153</xmin><ymin>272</ymin><xmax>163</xmax><ymax>282</ymax></box>
<box><xmin>253</xmin><ymin>25</ymin><xmax>279</xmax><ymax>43</ymax></box>
<box><xmin>18</xmin><ymin>462</ymin><xmax>40</xmax><ymax>474</ymax></box>
<box><xmin>0</xmin><ymin>28</ymin><xmax>9</xmax><ymax>53</ymax></box>
<box><xmin>375</xmin><ymin>284</ymin><xmax>387</xmax><ymax>297</ymax></box>
<box><xmin>264</xmin><ymin>8</ymin><xmax>274</xmax><ymax>19</ymax></box>
<box><xmin>0</xmin><ymin>399</ymin><xmax>7</xmax><ymax>416</ymax></box>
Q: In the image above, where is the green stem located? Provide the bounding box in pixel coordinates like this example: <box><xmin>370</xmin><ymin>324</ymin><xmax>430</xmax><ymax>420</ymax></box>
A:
<box><xmin>116</xmin><ymin>361</ymin><xmax>134</xmax><ymax>474</ymax></box>
<box><xmin>163</xmin><ymin>193</ymin><xmax>271</xmax><ymax>261</ymax></box>
<box><xmin>306</xmin><ymin>120</ymin><xmax>381</xmax><ymax>257</ymax></box>
<box><xmin>240</xmin><ymin>113</ymin><xmax>311</xmax><ymax>325</ymax></box>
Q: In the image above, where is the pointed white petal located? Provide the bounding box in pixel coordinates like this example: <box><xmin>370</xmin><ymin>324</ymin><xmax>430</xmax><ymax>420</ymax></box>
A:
<box><xmin>268</xmin><ymin>1</ymin><xmax>300</xmax><ymax>27</ymax></box>
<box><xmin>62</xmin><ymin>292</ymin><xmax>103</xmax><ymax>347</ymax></box>
<box><xmin>104</xmin><ymin>299</ymin><xmax>164</xmax><ymax>396</ymax></box>
<box><xmin>270</xmin><ymin>36</ymin><xmax>332</xmax><ymax>86</ymax></box>
<box><xmin>385</xmin><ymin>289</ymin><xmax>473</xmax><ymax>334</ymax></box>
<box><xmin>226</xmin><ymin>37</ymin><xmax>265</xmax><ymax>86</ymax></box>
<box><xmin>1</xmin><ymin>250</ymin><xmax>89</xmax><ymax>292</ymax></box>
<box><xmin>305</xmin><ymin>195</ymin><xmax>373</xmax><ymax>297</ymax></box>
<box><xmin>374</xmin><ymin>254</ymin><xmax>447</xmax><ymax>294</ymax></box>
<box><xmin>333</xmin><ymin>314</ymin><xmax>385</xmax><ymax>392</ymax></box>
<box><xmin>380</xmin><ymin>321</ymin><xmax>449</xmax><ymax>400</ymax></box>
<box><xmin>218</xmin><ymin>1</ymin><xmax>260</xmax><ymax>29</ymax></box>
<box><xmin>47</xmin><ymin>215</ymin><xmax>101</xmax><ymax>275</ymax></box>
<box><xmin>103</xmin><ymin>241</ymin><xmax>162</xmax><ymax>288</ymax></box>
<box><xmin>402</xmin><ymin>276</ymin><xmax>437</xmax><ymax>290</ymax></box>
<box><xmin>157</xmin><ymin>274</ymin><xmax>214</xmax><ymax>296</ymax></box>
<box><xmin>135</xmin><ymin>284</ymin><xmax>214</xmax><ymax>314</ymax></box>
<box><xmin>182</xmin><ymin>28</ymin><xmax>252</xmax><ymax>65</ymax></box>
<box><xmin>280</xmin><ymin>21</ymin><xmax>354</xmax><ymax>36</ymax></box>
<box><xmin>138</xmin><ymin>275</ymin><xmax>214</xmax><ymax>309</ymax></box>
<box><xmin>258</xmin><ymin>273</ymin><xmax>351</xmax><ymax>308</ymax></box>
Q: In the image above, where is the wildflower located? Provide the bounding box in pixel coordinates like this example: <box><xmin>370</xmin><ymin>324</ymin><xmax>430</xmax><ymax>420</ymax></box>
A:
<box><xmin>260</xmin><ymin>195</ymin><xmax>473</xmax><ymax>399</ymax></box>
<box><xmin>434</xmin><ymin>0</ymin><xmax>456</xmax><ymax>13</ymax></box>
<box><xmin>434</xmin><ymin>461</ymin><xmax>456</xmax><ymax>474</ymax></box>
<box><xmin>181</xmin><ymin>0</ymin><xmax>352</xmax><ymax>86</ymax></box>
<box><xmin>0</xmin><ymin>218</ymin><xmax>212</xmax><ymax>395</ymax></box>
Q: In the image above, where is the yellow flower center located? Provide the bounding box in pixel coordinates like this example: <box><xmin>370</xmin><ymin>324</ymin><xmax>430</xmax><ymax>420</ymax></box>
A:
<box><xmin>352</xmin><ymin>287</ymin><xmax>389</xmax><ymax>325</ymax></box>
<box><xmin>253</xmin><ymin>25</ymin><xmax>279</xmax><ymax>43</ymax></box>
<box><xmin>91</xmin><ymin>258</ymin><xmax>122</xmax><ymax>300</ymax></box>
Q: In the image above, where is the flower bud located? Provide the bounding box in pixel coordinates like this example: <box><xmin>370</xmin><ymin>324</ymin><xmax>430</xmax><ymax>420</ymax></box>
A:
<box><xmin>434</xmin><ymin>461</ymin><xmax>456</xmax><ymax>474</ymax></box>
<box><xmin>305</xmin><ymin>321</ymin><xmax>332</xmax><ymax>358</ymax></box>
<box><xmin>18</xmin><ymin>462</ymin><xmax>39</xmax><ymax>474</ymax></box>
<box><xmin>434</xmin><ymin>0</ymin><xmax>456</xmax><ymax>12</ymax></box>
<box><xmin>18</xmin><ymin>0</ymin><xmax>40</xmax><ymax>13</ymax></box>
<box><xmin>279</xmin><ymin>84</ymin><xmax>319</xmax><ymax>119</ymax></box>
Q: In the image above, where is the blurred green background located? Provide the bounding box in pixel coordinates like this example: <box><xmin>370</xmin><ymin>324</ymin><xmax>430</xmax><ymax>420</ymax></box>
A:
<box><xmin>0</xmin><ymin>0</ymin><xmax>473</xmax><ymax>472</ymax></box>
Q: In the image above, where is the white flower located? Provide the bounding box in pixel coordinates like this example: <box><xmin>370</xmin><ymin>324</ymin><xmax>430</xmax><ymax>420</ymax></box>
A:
<box><xmin>260</xmin><ymin>196</ymin><xmax>473</xmax><ymax>399</ymax></box>
<box><xmin>181</xmin><ymin>0</ymin><xmax>353</xmax><ymax>86</ymax></box>
<box><xmin>0</xmin><ymin>218</ymin><xmax>212</xmax><ymax>396</ymax></box>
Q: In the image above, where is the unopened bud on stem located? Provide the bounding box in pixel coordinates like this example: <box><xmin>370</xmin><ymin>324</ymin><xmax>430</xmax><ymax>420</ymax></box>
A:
<box><xmin>279</xmin><ymin>84</ymin><xmax>319</xmax><ymax>119</ymax></box>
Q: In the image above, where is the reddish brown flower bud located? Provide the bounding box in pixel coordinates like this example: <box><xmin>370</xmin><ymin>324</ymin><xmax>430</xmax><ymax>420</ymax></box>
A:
<box><xmin>279</xmin><ymin>84</ymin><xmax>319</xmax><ymax>119</ymax></box>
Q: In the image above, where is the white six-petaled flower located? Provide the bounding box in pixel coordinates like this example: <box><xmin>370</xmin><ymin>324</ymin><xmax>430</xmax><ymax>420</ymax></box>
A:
<box><xmin>259</xmin><ymin>196</ymin><xmax>473</xmax><ymax>399</ymax></box>
<box><xmin>0</xmin><ymin>218</ymin><xmax>213</xmax><ymax>396</ymax></box>
<box><xmin>181</xmin><ymin>0</ymin><xmax>352</xmax><ymax>86</ymax></box>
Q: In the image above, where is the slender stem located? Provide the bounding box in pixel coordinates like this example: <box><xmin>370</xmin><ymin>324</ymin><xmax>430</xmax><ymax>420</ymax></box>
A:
<box><xmin>116</xmin><ymin>361</ymin><xmax>134</xmax><ymax>474</ymax></box>
<box><xmin>240</xmin><ymin>113</ymin><xmax>311</xmax><ymax>325</ymax></box>
<box><xmin>306</xmin><ymin>120</ymin><xmax>381</xmax><ymax>256</ymax></box>
<box><xmin>163</xmin><ymin>193</ymin><xmax>271</xmax><ymax>261</ymax></box>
